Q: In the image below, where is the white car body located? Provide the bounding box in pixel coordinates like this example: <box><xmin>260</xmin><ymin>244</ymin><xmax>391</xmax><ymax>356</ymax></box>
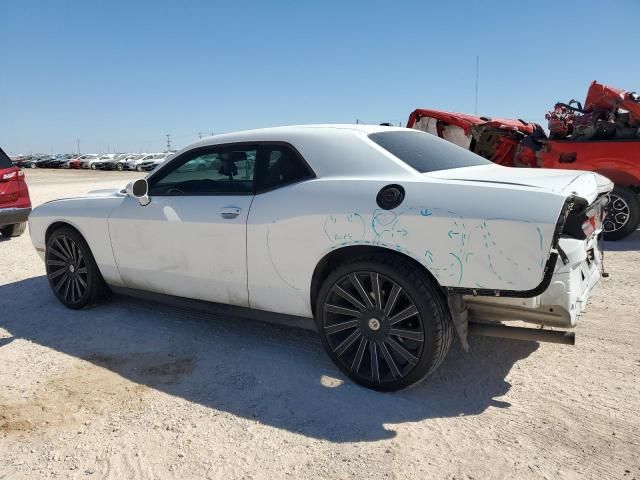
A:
<box><xmin>136</xmin><ymin>152</ymin><xmax>174</xmax><ymax>171</ymax></box>
<box><xmin>29</xmin><ymin>125</ymin><xmax>612</xmax><ymax>333</ymax></box>
<box><xmin>124</xmin><ymin>153</ymin><xmax>157</xmax><ymax>170</ymax></box>
<box><xmin>112</xmin><ymin>154</ymin><xmax>140</xmax><ymax>170</ymax></box>
<box><xmin>88</xmin><ymin>154</ymin><xmax>115</xmax><ymax>169</ymax></box>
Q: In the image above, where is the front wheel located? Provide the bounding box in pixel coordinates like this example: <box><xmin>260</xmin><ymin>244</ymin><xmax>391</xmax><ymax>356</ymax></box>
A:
<box><xmin>45</xmin><ymin>227</ymin><xmax>111</xmax><ymax>309</ymax></box>
<box><xmin>315</xmin><ymin>254</ymin><xmax>453</xmax><ymax>391</ymax></box>
<box><xmin>603</xmin><ymin>186</ymin><xmax>640</xmax><ymax>241</ymax></box>
<box><xmin>30</xmin><ymin>163</ymin><xmax>37</xmax><ymax>169</ymax></box>
<box><xmin>136</xmin><ymin>165</ymin><xmax>143</xmax><ymax>172</ymax></box>
<box><xmin>90</xmin><ymin>163</ymin><xmax>97</xmax><ymax>170</ymax></box>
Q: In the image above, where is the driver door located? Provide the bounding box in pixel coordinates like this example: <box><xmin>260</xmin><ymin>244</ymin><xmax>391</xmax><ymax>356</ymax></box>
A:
<box><xmin>107</xmin><ymin>144</ymin><xmax>257</xmax><ymax>307</ymax></box>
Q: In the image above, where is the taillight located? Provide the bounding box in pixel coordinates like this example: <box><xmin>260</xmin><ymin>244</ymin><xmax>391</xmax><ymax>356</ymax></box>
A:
<box><xmin>2</xmin><ymin>171</ymin><xmax>17</xmax><ymax>180</ymax></box>
<box><xmin>581</xmin><ymin>210</ymin><xmax>597</xmax><ymax>237</ymax></box>
<box><xmin>562</xmin><ymin>196</ymin><xmax>606</xmax><ymax>239</ymax></box>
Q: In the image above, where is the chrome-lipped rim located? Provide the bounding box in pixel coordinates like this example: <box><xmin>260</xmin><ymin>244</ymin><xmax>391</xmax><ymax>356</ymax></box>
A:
<box><xmin>46</xmin><ymin>235</ymin><xmax>88</xmax><ymax>304</ymax></box>
<box><xmin>604</xmin><ymin>193</ymin><xmax>630</xmax><ymax>233</ymax></box>
<box><xmin>322</xmin><ymin>271</ymin><xmax>425</xmax><ymax>385</ymax></box>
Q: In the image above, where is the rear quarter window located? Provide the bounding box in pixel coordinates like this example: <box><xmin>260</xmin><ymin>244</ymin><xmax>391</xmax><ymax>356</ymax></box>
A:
<box><xmin>0</xmin><ymin>147</ymin><xmax>13</xmax><ymax>169</ymax></box>
<box><xmin>368</xmin><ymin>131</ymin><xmax>490</xmax><ymax>173</ymax></box>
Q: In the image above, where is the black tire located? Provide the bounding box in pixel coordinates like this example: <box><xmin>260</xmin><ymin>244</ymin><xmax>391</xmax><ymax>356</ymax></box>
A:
<box><xmin>136</xmin><ymin>165</ymin><xmax>142</xmax><ymax>172</ymax></box>
<box><xmin>0</xmin><ymin>222</ymin><xmax>27</xmax><ymax>238</ymax></box>
<box><xmin>603</xmin><ymin>186</ymin><xmax>640</xmax><ymax>241</ymax></box>
<box><xmin>45</xmin><ymin>226</ymin><xmax>111</xmax><ymax>309</ymax></box>
<box><xmin>90</xmin><ymin>163</ymin><xmax>97</xmax><ymax>170</ymax></box>
<box><xmin>315</xmin><ymin>254</ymin><xmax>453</xmax><ymax>391</ymax></box>
<box><xmin>116</xmin><ymin>163</ymin><xmax>124</xmax><ymax>171</ymax></box>
<box><xmin>30</xmin><ymin>163</ymin><xmax>37</xmax><ymax>169</ymax></box>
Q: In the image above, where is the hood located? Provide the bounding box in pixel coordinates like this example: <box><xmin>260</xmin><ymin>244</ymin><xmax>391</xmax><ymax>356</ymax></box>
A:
<box><xmin>86</xmin><ymin>188</ymin><xmax>123</xmax><ymax>197</ymax></box>
<box><xmin>407</xmin><ymin>109</ymin><xmax>536</xmax><ymax>135</ymax></box>
<box><xmin>427</xmin><ymin>164</ymin><xmax>613</xmax><ymax>204</ymax></box>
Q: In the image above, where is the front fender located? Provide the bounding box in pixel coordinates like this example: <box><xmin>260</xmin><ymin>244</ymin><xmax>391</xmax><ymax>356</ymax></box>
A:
<box><xmin>29</xmin><ymin>196</ymin><xmax>126</xmax><ymax>286</ymax></box>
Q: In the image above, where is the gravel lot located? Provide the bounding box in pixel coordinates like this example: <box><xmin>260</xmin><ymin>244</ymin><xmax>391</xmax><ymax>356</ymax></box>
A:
<box><xmin>1</xmin><ymin>169</ymin><xmax>639</xmax><ymax>480</ymax></box>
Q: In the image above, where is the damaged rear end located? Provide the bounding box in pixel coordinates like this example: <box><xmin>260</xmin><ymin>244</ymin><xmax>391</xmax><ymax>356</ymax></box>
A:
<box><xmin>433</xmin><ymin>166</ymin><xmax>614</xmax><ymax>344</ymax></box>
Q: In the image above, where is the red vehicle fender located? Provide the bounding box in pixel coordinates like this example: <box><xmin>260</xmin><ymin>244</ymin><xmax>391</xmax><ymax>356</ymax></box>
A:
<box><xmin>539</xmin><ymin>140</ymin><xmax>640</xmax><ymax>187</ymax></box>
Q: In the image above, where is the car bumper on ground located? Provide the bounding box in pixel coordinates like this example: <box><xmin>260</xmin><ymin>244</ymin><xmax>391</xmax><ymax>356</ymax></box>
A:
<box><xmin>464</xmin><ymin>234</ymin><xmax>603</xmax><ymax>328</ymax></box>
<box><xmin>0</xmin><ymin>207</ymin><xmax>32</xmax><ymax>227</ymax></box>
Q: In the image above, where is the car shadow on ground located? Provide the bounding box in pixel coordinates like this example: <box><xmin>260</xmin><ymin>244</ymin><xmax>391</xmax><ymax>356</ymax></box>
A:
<box><xmin>0</xmin><ymin>276</ymin><xmax>539</xmax><ymax>443</ymax></box>
<box><xmin>602</xmin><ymin>228</ymin><xmax>640</xmax><ymax>252</ymax></box>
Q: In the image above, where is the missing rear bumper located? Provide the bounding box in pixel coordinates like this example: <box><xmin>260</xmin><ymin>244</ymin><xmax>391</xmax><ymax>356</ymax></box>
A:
<box><xmin>468</xmin><ymin>322</ymin><xmax>575</xmax><ymax>345</ymax></box>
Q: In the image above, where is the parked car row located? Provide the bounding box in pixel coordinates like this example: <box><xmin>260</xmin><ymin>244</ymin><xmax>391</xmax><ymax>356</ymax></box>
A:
<box><xmin>10</xmin><ymin>152</ymin><xmax>175</xmax><ymax>172</ymax></box>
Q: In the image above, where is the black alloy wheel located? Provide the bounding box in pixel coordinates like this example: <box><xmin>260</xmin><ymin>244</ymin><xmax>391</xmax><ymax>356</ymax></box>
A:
<box><xmin>45</xmin><ymin>227</ymin><xmax>111</xmax><ymax>308</ymax></box>
<box><xmin>603</xmin><ymin>186</ymin><xmax>640</xmax><ymax>240</ymax></box>
<box><xmin>316</xmin><ymin>256</ymin><xmax>453</xmax><ymax>391</ymax></box>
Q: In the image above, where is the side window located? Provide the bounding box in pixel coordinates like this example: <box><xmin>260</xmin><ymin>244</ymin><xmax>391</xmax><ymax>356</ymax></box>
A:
<box><xmin>257</xmin><ymin>145</ymin><xmax>313</xmax><ymax>192</ymax></box>
<box><xmin>148</xmin><ymin>146</ymin><xmax>257</xmax><ymax>195</ymax></box>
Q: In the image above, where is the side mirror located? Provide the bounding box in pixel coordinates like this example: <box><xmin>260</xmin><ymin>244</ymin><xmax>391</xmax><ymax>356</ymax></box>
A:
<box><xmin>125</xmin><ymin>179</ymin><xmax>151</xmax><ymax>206</ymax></box>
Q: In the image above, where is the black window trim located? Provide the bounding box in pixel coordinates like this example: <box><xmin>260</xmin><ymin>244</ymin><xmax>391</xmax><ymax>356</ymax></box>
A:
<box><xmin>146</xmin><ymin>141</ymin><xmax>316</xmax><ymax>197</ymax></box>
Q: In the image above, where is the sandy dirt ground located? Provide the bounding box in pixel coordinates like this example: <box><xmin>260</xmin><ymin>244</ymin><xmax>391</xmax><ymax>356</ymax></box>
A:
<box><xmin>1</xmin><ymin>169</ymin><xmax>639</xmax><ymax>480</ymax></box>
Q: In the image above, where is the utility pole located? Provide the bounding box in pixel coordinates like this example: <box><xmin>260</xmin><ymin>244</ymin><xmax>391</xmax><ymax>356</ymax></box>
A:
<box><xmin>77</xmin><ymin>139</ymin><xmax>81</xmax><ymax>155</ymax></box>
<box><xmin>474</xmin><ymin>55</ymin><xmax>479</xmax><ymax>116</ymax></box>
<box><xmin>165</xmin><ymin>134</ymin><xmax>172</xmax><ymax>152</ymax></box>
<box><xmin>198</xmin><ymin>132</ymin><xmax>203</xmax><ymax>139</ymax></box>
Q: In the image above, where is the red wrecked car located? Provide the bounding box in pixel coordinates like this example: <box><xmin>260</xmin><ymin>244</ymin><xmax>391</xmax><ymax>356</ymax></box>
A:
<box><xmin>407</xmin><ymin>81</ymin><xmax>640</xmax><ymax>240</ymax></box>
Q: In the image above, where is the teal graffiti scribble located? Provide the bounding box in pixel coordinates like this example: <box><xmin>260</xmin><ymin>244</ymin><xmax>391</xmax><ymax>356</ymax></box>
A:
<box><xmin>449</xmin><ymin>252</ymin><xmax>463</xmax><ymax>286</ymax></box>
<box><xmin>536</xmin><ymin>226</ymin><xmax>543</xmax><ymax>251</ymax></box>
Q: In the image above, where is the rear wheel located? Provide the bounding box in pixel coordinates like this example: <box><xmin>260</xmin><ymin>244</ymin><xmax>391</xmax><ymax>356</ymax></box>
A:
<box><xmin>116</xmin><ymin>163</ymin><xmax>124</xmax><ymax>171</ymax></box>
<box><xmin>136</xmin><ymin>165</ymin><xmax>143</xmax><ymax>172</ymax></box>
<box><xmin>90</xmin><ymin>163</ymin><xmax>97</xmax><ymax>170</ymax></box>
<box><xmin>603</xmin><ymin>186</ymin><xmax>640</xmax><ymax>240</ymax></box>
<box><xmin>315</xmin><ymin>254</ymin><xmax>453</xmax><ymax>391</ymax></box>
<box><xmin>45</xmin><ymin>227</ymin><xmax>111</xmax><ymax>309</ymax></box>
<box><xmin>0</xmin><ymin>222</ymin><xmax>27</xmax><ymax>238</ymax></box>
<box><xmin>30</xmin><ymin>163</ymin><xmax>37</xmax><ymax>169</ymax></box>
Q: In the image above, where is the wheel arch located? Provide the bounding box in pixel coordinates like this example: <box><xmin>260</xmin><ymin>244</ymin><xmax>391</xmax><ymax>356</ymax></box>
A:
<box><xmin>45</xmin><ymin>221</ymin><xmax>85</xmax><ymax>244</ymax></box>
<box><xmin>310</xmin><ymin>245</ymin><xmax>444</xmax><ymax>313</ymax></box>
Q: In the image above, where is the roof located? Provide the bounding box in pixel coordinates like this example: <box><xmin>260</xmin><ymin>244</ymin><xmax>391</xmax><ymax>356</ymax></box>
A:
<box><xmin>189</xmin><ymin>124</ymin><xmax>405</xmax><ymax>148</ymax></box>
<box><xmin>170</xmin><ymin>124</ymin><xmax>422</xmax><ymax>179</ymax></box>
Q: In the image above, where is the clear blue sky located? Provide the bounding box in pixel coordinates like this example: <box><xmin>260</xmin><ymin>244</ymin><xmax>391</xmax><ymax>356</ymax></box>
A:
<box><xmin>2</xmin><ymin>0</ymin><xmax>638</xmax><ymax>155</ymax></box>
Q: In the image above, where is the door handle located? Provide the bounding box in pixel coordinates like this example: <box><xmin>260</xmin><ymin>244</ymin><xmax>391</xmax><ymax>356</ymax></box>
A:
<box><xmin>220</xmin><ymin>206</ymin><xmax>242</xmax><ymax>219</ymax></box>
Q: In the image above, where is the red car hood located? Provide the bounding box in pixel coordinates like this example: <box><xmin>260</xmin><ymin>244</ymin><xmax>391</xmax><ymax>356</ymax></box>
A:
<box><xmin>407</xmin><ymin>109</ymin><xmax>535</xmax><ymax>135</ymax></box>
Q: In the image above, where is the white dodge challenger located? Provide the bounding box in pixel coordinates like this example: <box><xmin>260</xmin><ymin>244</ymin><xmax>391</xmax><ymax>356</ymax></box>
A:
<box><xmin>30</xmin><ymin>125</ymin><xmax>612</xmax><ymax>390</ymax></box>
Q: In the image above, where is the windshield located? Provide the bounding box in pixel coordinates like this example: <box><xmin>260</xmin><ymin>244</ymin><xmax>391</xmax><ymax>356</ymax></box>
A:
<box><xmin>368</xmin><ymin>131</ymin><xmax>490</xmax><ymax>173</ymax></box>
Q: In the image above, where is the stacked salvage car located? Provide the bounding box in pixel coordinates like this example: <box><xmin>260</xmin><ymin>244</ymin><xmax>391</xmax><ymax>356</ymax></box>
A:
<box><xmin>546</xmin><ymin>82</ymin><xmax>640</xmax><ymax>141</ymax></box>
<box><xmin>407</xmin><ymin>80</ymin><xmax>640</xmax><ymax>240</ymax></box>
